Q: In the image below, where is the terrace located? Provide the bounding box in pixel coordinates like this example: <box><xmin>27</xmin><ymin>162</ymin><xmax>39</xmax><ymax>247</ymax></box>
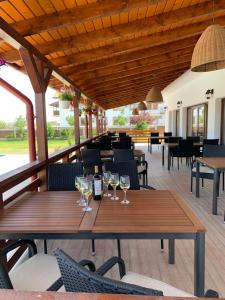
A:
<box><xmin>0</xmin><ymin>1</ymin><xmax>225</xmax><ymax>300</ymax></box>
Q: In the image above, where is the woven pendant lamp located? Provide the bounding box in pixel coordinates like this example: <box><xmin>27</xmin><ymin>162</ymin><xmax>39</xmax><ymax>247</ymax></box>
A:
<box><xmin>137</xmin><ymin>101</ymin><xmax>147</xmax><ymax>111</ymax></box>
<box><xmin>191</xmin><ymin>25</ymin><xmax>225</xmax><ymax>72</ymax></box>
<box><xmin>146</xmin><ymin>87</ymin><xmax>163</xmax><ymax>109</ymax></box>
<box><xmin>132</xmin><ymin>108</ymin><xmax>139</xmax><ymax>115</ymax></box>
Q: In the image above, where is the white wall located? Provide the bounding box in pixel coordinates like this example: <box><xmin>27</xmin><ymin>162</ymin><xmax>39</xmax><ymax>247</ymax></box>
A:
<box><xmin>162</xmin><ymin>69</ymin><xmax>225</xmax><ymax>139</ymax></box>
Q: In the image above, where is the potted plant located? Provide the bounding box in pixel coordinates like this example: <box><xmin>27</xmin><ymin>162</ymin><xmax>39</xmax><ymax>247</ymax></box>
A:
<box><xmin>84</xmin><ymin>103</ymin><xmax>94</xmax><ymax>114</ymax></box>
<box><xmin>57</xmin><ymin>89</ymin><xmax>74</xmax><ymax>109</ymax></box>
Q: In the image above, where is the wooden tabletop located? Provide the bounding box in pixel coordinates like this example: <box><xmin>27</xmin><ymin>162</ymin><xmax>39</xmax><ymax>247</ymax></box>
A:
<box><xmin>196</xmin><ymin>157</ymin><xmax>225</xmax><ymax>170</ymax></box>
<box><xmin>0</xmin><ymin>290</ymin><xmax>208</xmax><ymax>300</ymax></box>
<box><xmin>0</xmin><ymin>190</ymin><xmax>205</xmax><ymax>236</ymax></box>
<box><xmin>163</xmin><ymin>142</ymin><xmax>202</xmax><ymax>148</ymax></box>
<box><xmin>100</xmin><ymin>149</ymin><xmax>144</xmax><ymax>158</ymax></box>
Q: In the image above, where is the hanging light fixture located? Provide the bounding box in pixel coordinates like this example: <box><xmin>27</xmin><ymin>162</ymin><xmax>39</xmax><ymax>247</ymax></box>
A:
<box><xmin>146</xmin><ymin>87</ymin><xmax>163</xmax><ymax>109</ymax></box>
<box><xmin>137</xmin><ymin>101</ymin><xmax>147</xmax><ymax>111</ymax></box>
<box><xmin>132</xmin><ymin>107</ymin><xmax>139</xmax><ymax>115</ymax></box>
<box><xmin>191</xmin><ymin>25</ymin><xmax>225</xmax><ymax>72</ymax></box>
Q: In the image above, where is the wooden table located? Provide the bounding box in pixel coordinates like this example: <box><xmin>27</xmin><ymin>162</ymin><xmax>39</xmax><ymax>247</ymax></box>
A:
<box><xmin>0</xmin><ymin>190</ymin><xmax>206</xmax><ymax>296</ymax></box>
<box><xmin>0</xmin><ymin>290</ymin><xmax>207</xmax><ymax>300</ymax></box>
<box><xmin>100</xmin><ymin>149</ymin><xmax>145</xmax><ymax>161</ymax></box>
<box><xmin>162</xmin><ymin>143</ymin><xmax>203</xmax><ymax>170</ymax></box>
<box><xmin>196</xmin><ymin>157</ymin><xmax>225</xmax><ymax>215</ymax></box>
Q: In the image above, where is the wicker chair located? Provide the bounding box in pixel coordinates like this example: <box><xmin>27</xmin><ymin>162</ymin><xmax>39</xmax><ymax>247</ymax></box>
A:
<box><xmin>0</xmin><ymin>240</ymin><xmax>62</xmax><ymax>291</ymax></box>
<box><xmin>54</xmin><ymin>249</ymin><xmax>218</xmax><ymax>297</ymax></box>
<box><xmin>48</xmin><ymin>162</ymin><xmax>83</xmax><ymax>191</ymax></box>
<box><xmin>191</xmin><ymin>145</ymin><xmax>225</xmax><ymax>192</ymax></box>
<box><xmin>81</xmin><ymin>148</ymin><xmax>103</xmax><ymax>175</ymax></box>
<box><xmin>113</xmin><ymin>149</ymin><xmax>148</xmax><ymax>185</ymax></box>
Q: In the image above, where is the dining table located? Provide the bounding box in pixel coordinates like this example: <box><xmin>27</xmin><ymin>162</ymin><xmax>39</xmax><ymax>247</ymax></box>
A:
<box><xmin>100</xmin><ymin>149</ymin><xmax>145</xmax><ymax>161</ymax></box>
<box><xmin>195</xmin><ymin>157</ymin><xmax>225</xmax><ymax>215</ymax></box>
<box><xmin>0</xmin><ymin>189</ymin><xmax>206</xmax><ymax>296</ymax></box>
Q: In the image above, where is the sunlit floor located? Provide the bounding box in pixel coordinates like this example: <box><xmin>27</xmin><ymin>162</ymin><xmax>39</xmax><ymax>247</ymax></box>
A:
<box><xmin>45</xmin><ymin>144</ymin><xmax>225</xmax><ymax>297</ymax></box>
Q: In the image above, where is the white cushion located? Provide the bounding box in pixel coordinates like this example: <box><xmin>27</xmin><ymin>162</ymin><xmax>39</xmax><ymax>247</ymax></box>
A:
<box><xmin>121</xmin><ymin>272</ymin><xmax>194</xmax><ymax>297</ymax></box>
<box><xmin>192</xmin><ymin>166</ymin><xmax>214</xmax><ymax>174</ymax></box>
<box><xmin>138</xmin><ymin>165</ymin><xmax>146</xmax><ymax>173</ymax></box>
<box><xmin>9</xmin><ymin>253</ymin><xmax>64</xmax><ymax>291</ymax></box>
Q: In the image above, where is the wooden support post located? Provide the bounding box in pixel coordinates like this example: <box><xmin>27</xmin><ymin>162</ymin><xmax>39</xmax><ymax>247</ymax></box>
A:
<box><xmin>72</xmin><ymin>89</ymin><xmax>81</xmax><ymax>145</ymax></box>
<box><xmin>88</xmin><ymin>112</ymin><xmax>93</xmax><ymax>138</ymax></box>
<box><xmin>85</xmin><ymin>114</ymin><xmax>89</xmax><ymax>139</ymax></box>
<box><xmin>19</xmin><ymin>48</ymin><xmax>52</xmax><ymax>191</ymax></box>
<box><xmin>96</xmin><ymin>106</ymin><xmax>100</xmax><ymax>135</ymax></box>
<box><xmin>103</xmin><ymin>111</ymin><xmax>107</xmax><ymax>132</ymax></box>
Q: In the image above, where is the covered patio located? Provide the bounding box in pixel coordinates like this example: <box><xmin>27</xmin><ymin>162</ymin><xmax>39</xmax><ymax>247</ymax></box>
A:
<box><xmin>0</xmin><ymin>0</ymin><xmax>225</xmax><ymax>299</ymax></box>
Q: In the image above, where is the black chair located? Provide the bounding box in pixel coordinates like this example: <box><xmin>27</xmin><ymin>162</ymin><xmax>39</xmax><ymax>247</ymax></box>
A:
<box><xmin>195</xmin><ymin>138</ymin><xmax>219</xmax><ymax>157</ymax></box>
<box><xmin>187</xmin><ymin>136</ymin><xmax>201</xmax><ymax>143</ymax></box>
<box><xmin>149</xmin><ymin>132</ymin><xmax>160</xmax><ymax>153</ymax></box>
<box><xmin>48</xmin><ymin>162</ymin><xmax>83</xmax><ymax>191</ymax></box>
<box><xmin>113</xmin><ymin>149</ymin><xmax>148</xmax><ymax>185</ymax></box>
<box><xmin>191</xmin><ymin>145</ymin><xmax>225</xmax><ymax>192</ymax></box>
<box><xmin>119</xmin><ymin>132</ymin><xmax>127</xmax><ymax>138</ymax></box>
<box><xmin>54</xmin><ymin>249</ymin><xmax>218</xmax><ymax>297</ymax></box>
<box><xmin>164</xmin><ymin>132</ymin><xmax>172</xmax><ymax>143</ymax></box>
<box><xmin>170</xmin><ymin>140</ymin><xmax>194</xmax><ymax>170</ymax></box>
<box><xmin>86</xmin><ymin>142</ymin><xmax>101</xmax><ymax>149</ymax></box>
<box><xmin>168</xmin><ymin>136</ymin><xmax>182</xmax><ymax>143</ymax></box>
<box><xmin>99</xmin><ymin>136</ymin><xmax>112</xmax><ymax>150</ymax></box>
<box><xmin>81</xmin><ymin>149</ymin><xmax>103</xmax><ymax>175</ymax></box>
<box><xmin>0</xmin><ymin>240</ymin><xmax>62</xmax><ymax>291</ymax></box>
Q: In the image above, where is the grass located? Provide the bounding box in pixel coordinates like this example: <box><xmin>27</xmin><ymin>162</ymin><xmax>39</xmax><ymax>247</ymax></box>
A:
<box><xmin>0</xmin><ymin>139</ymin><xmax>82</xmax><ymax>155</ymax></box>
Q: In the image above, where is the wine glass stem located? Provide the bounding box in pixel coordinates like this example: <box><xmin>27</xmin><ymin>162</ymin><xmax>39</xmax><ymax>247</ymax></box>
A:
<box><xmin>113</xmin><ymin>186</ymin><xmax>116</xmax><ymax>199</ymax></box>
<box><xmin>124</xmin><ymin>190</ymin><xmax>127</xmax><ymax>201</ymax></box>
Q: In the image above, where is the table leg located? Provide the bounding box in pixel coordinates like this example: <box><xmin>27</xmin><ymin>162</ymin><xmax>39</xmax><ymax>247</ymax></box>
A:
<box><xmin>168</xmin><ymin>239</ymin><xmax>175</xmax><ymax>264</ymax></box>
<box><xmin>167</xmin><ymin>148</ymin><xmax>171</xmax><ymax>171</ymax></box>
<box><xmin>196</xmin><ymin>161</ymin><xmax>200</xmax><ymax>198</ymax></box>
<box><xmin>194</xmin><ymin>232</ymin><xmax>205</xmax><ymax>297</ymax></box>
<box><xmin>212</xmin><ymin>169</ymin><xmax>219</xmax><ymax>215</ymax></box>
<box><xmin>162</xmin><ymin>145</ymin><xmax>164</xmax><ymax>166</ymax></box>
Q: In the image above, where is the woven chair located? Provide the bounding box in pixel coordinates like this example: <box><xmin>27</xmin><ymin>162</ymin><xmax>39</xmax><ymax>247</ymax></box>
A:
<box><xmin>104</xmin><ymin>161</ymin><xmax>163</xmax><ymax>254</ymax></box>
<box><xmin>195</xmin><ymin>138</ymin><xmax>219</xmax><ymax>157</ymax></box>
<box><xmin>191</xmin><ymin>145</ymin><xmax>225</xmax><ymax>193</ymax></box>
<box><xmin>119</xmin><ymin>132</ymin><xmax>127</xmax><ymax>138</ymax></box>
<box><xmin>54</xmin><ymin>249</ymin><xmax>218</xmax><ymax>297</ymax></box>
<box><xmin>170</xmin><ymin>139</ymin><xmax>195</xmax><ymax>170</ymax></box>
<box><xmin>81</xmin><ymin>148</ymin><xmax>103</xmax><ymax>175</ymax></box>
<box><xmin>149</xmin><ymin>132</ymin><xmax>160</xmax><ymax>153</ymax></box>
<box><xmin>0</xmin><ymin>240</ymin><xmax>62</xmax><ymax>291</ymax></box>
<box><xmin>48</xmin><ymin>162</ymin><xmax>83</xmax><ymax>191</ymax></box>
<box><xmin>164</xmin><ymin>132</ymin><xmax>172</xmax><ymax>143</ymax></box>
<box><xmin>99</xmin><ymin>136</ymin><xmax>112</xmax><ymax>150</ymax></box>
<box><xmin>113</xmin><ymin>149</ymin><xmax>148</xmax><ymax>185</ymax></box>
<box><xmin>86</xmin><ymin>142</ymin><xmax>101</xmax><ymax>149</ymax></box>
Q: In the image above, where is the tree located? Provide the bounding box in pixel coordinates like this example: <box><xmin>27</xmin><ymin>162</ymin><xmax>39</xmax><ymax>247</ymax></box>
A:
<box><xmin>47</xmin><ymin>122</ymin><xmax>54</xmax><ymax>139</ymax></box>
<box><xmin>14</xmin><ymin>115</ymin><xmax>26</xmax><ymax>139</ymax></box>
<box><xmin>0</xmin><ymin>120</ymin><xmax>7</xmax><ymax>128</ymax></box>
<box><xmin>113</xmin><ymin>115</ymin><xmax>128</xmax><ymax>126</ymax></box>
<box><xmin>66</xmin><ymin>115</ymin><xmax>74</xmax><ymax>127</ymax></box>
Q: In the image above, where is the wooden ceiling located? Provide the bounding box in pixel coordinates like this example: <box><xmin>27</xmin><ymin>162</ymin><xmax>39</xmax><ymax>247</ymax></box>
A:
<box><xmin>0</xmin><ymin>0</ymin><xmax>225</xmax><ymax>109</ymax></box>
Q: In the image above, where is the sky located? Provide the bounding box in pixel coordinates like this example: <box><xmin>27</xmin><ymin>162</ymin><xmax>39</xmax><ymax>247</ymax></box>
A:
<box><xmin>0</xmin><ymin>65</ymin><xmax>57</xmax><ymax>122</ymax></box>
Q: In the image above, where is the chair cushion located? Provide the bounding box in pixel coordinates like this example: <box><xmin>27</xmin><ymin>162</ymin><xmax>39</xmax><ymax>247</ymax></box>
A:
<box><xmin>10</xmin><ymin>253</ymin><xmax>64</xmax><ymax>291</ymax></box>
<box><xmin>137</xmin><ymin>165</ymin><xmax>146</xmax><ymax>173</ymax></box>
<box><xmin>192</xmin><ymin>166</ymin><xmax>214</xmax><ymax>174</ymax></box>
<box><xmin>121</xmin><ymin>272</ymin><xmax>194</xmax><ymax>297</ymax></box>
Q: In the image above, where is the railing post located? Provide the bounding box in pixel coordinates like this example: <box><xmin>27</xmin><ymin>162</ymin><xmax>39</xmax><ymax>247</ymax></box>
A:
<box><xmin>72</xmin><ymin>88</ymin><xmax>81</xmax><ymax>145</ymax></box>
<box><xmin>19</xmin><ymin>48</ymin><xmax>52</xmax><ymax>191</ymax></box>
<box><xmin>88</xmin><ymin>112</ymin><xmax>93</xmax><ymax>138</ymax></box>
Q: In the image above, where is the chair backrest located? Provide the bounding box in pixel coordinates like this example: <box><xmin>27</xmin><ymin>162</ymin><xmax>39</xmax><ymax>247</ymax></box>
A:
<box><xmin>81</xmin><ymin>149</ymin><xmax>102</xmax><ymax>175</ymax></box>
<box><xmin>54</xmin><ymin>249</ymin><xmax>163</xmax><ymax>296</ymax></box>
<box><xmin>48</xmin><ymin>163</ymin><xmax>83</xmax><ymax>191</ymax></box>
<box><xmin>168</xmin><ymin>136</ymin><xmax>182</xmax><ymax>143</ymax></box>
<box><xmin>187</xmin><ymin>136</ymin><xmax>200</xmax><ymax>143</ymax></box>
<box><xmin>150</xmin><ymin>132</ymin><xmax>159</xmax><ymax>137</ymax></box>
<box><xmin>203</xmin><ymin>139</ymin><xmax>219</xmax><ymax>146</ymax></box>
<box><xmin>119</xmin><ymin>132</ymin><xmax>127</xmax><ymax>138</ymax></box>
<box><xmin>0</xmin><ymin>256</ymin><xmax>13</xmax><ymax>289</ymax></box>
<box><xmin>119</xmin><ymin>136</ymin><xmax>132</xmax><ymax>149</ymax></box>
<box><xmin>99</xmin><ymin>136</ymin><xmax>112</xmax><ymax>150</ymax></box>
<box><xmin>86</xmin><ymin>142</ymin><xmax>100</xmax><ymax>149</ymax></box>
<box><xmin>203</xmin><ymin>145</ymin><xmax>225</xmax><ymax>157</ymax></box>
<box><xmin>113</xmin><ymin>149</ymin><xmax>134</xmax><ymax>162</ymax></box>
<box><xmin>104</xmin><ymin>161</ymin><xmax>140</xmax><ymax>190</ymax></box>
<box><xmin>177</xmin><ymin>139</ymin><xmax>194</xmax><ymax>156</ymax></box>
<box><xmin>164</xmin><ymin>132</ymin><xmax>172</xmax><ymax>137</ymax></box>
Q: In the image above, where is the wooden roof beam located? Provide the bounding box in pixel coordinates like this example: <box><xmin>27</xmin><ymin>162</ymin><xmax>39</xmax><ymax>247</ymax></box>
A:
<box><xmin>3</xmin><ymin>0</ymin><xmax>224</xmax><ymax>63</ymax></box>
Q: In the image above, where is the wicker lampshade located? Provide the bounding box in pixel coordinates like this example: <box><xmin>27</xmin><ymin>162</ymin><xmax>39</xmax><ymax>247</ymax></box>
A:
<box><xmin>191</xmin><ymin>25</ymin><xmax>225</xmax><ymax>72</ymax></box>
<box><xmin>145</xmin><ymin>87</ymin><xmax>163</xmax><ymax>104</ymax></box>
<box><xmin>137</xmin><ymin>101</ymin><xmax>147</xmax><ymax>111</ymax></box>
<box><xmin>132</xmin><ymin>108</ymin><xmax>139</xmax><ymax>115</ymax></box>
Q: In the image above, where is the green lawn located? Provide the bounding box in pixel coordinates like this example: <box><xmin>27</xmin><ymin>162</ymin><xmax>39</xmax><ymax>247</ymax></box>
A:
<box><xmin>0</xmin><ymin>139</ymin><xmax>76</xmax><ymax>155</ymax></box>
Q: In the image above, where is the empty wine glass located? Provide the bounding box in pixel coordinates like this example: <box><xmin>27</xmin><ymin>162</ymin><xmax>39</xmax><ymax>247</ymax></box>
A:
<box><xmin>120</xmin><ymin>175</ymin><xmax>130</xmax><ymax>205</ymax></box>
<box><xmin>81</xmin><ymin>179</ymin><xmax>93</xmax><ymax>212</ymax></box>
<box><xmin>103</xmin><ymin>171</ymin><xmax>112</xmax><ymax>197</ymax></box>
<box><xmin>110</xmin><ymin>173</ymin><xmax>119</xmax><ymax>200</ymax></box>
<box><xmin>75</xmin><ymin>176</ymin><xmax>86</xmax><ymax>206</ymax></box>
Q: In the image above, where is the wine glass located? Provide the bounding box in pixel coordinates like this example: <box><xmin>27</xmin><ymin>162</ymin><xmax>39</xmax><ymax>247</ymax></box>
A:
<box><xmin>75</xmin><ymin>176</ymin><xmax>86</xmax><ymax>206</ymax></box>
<box><xmin>82</xmin><ymin>179</ymin><xmax>93</xmax><ymax>212</ymax></box>
<box><xmin>120</xmin><ymin>175</ymin><xmax>130</xmax><ymax>205</ymax></box>
<box><xmin>110</xmin><ymin>173</ymin><xmax>119</xmax><ymax>200</ymax></box>
<box><xmin>103</xmin><ymin>171</ymin><xmax>111</xmax><ymax>197</ymax></box>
